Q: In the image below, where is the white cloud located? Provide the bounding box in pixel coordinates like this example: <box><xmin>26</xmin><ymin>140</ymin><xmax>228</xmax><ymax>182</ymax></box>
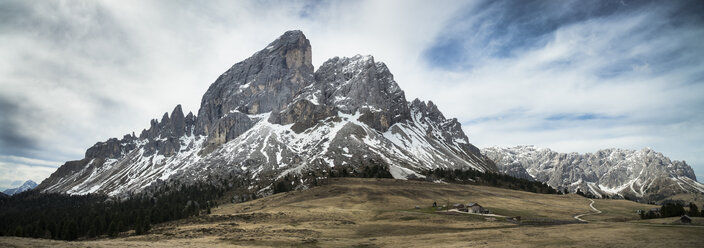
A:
<box><xmin>0</xmin><ymin>162</ymin><xmax>56</xmax><ymax>190</ymax></box>
<box><xmin>0</xmin><ymin>155</ymin><xmax>61</xmax><ymax>167</ymax></box>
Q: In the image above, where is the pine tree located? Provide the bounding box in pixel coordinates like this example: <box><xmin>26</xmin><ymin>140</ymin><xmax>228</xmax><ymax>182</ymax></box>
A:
<box><xmin>688</xmin><ymin>203</ymin><xmax>699</xmax><ymax>217</ymax></box>
<box><xmin>143</xmin><ymin>216</ymin><xmax>151</xmax><ymax>233</ymax></box>
<box><xmin>48</xmin><ymin>221</ymin><xmax>58</xmax><ymax>239</ymax></box>
<box><xmin>65</xmin><ymin>221</ymin><xmax>78</xmax><ymax>241</ymax></box>
<box><xmin>135</xmin><ymin>215</ymin><xmax>144</xmax><ymax>235</ymax></box>
<box><xmin>13</xmin><ymin>226</ymin><xmax>22</xmax><ymax>237</ymax></box>
<box><xmin>87</xmin><ymin>221</ymin><xmax>97</xmax><ymax>238</ymax></box>
<box><xmin>107</xmin><ymin>221</ymin><xmax>117</xmax><ymax>238</ymax></box>
<box><xmin>117</xmin><ymin>220</ymin><xmax>124</xmax><ymax>233</ymax></box>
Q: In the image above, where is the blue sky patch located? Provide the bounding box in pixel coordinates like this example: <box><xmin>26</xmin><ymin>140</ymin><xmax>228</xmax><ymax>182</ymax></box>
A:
<box><xmin>422</xmin><ymin>0</ymin><xmax>661</xmax><ymax>70</ymax></box>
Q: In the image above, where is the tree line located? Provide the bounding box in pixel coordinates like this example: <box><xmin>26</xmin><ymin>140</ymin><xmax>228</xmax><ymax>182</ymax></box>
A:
<box><xmin>640</xmin><ymin>201</ymin><xmax>703</xmax><ymax>219</ymax></box>
<box><xmin>421</xmin><ymin>168</ymin><xmax>559</xmax><ymax>194</ymax></box>
<box><xmin>273</xmin><ymin>164</ymin><xmax>393</xmax><ymax>194</ymax></box>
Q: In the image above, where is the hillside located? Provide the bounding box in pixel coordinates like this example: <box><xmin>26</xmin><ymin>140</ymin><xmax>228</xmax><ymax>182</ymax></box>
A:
<box><xmin>3</xmin><ymin>178</ymin><xmax>702</xmax><ymax>247</ymax></box>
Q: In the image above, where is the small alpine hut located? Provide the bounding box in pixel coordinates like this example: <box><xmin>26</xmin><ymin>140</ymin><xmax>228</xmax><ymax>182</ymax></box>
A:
<box><xmin>681</xmin><ymin>215</ymin><xmax>692</xmax><ymax>224</ymax></box>
<box><xmin>649</xmin><ymin>208</ymin><xmax>662</xmax><ymax>217</ymax></box>
<box><xmin>467</xmin><ymin>203</ymin><xmax>489</xmax><ymax>214</ymax></box>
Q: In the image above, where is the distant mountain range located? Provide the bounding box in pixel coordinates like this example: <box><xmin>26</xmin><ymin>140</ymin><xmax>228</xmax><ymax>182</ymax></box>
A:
<box><xmin>2</xmin><ymin>180</ymin><xmax>37</xmax><ymax>196</ymax></box>
<box><xmin>36</xmin><ymin>30</ymin><xmax>496</xmax><ymax>197</ymax></box>
<box><xmin>483</xmin><ymin>146</ymin><xmax>704</xmax><ymax>202</ymax></box>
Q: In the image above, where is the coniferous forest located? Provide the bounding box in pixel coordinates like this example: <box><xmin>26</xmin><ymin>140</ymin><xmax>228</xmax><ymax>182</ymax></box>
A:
<box><xmin>0</xmin><ymin>182</ymin><xmax>223</xmax><ymax>240</ymax></box>
<box><xmin>639</xmin><ymin>201</ymin><xmax>703</xmax><ymax>219</ymax></box>
<box><xmin>421</xmin><ymin>168</ymin><xmax>559</xmax><ymax>194</ymax></box>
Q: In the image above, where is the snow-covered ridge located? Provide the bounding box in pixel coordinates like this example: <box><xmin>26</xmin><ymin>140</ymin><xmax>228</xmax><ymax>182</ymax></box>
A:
<box><xmin>482</xmin><ymin>145</ymin><xmax>703</xmax><ymax>201</ymax></box>
<box><xmin>2</xmin><ymin>180</ymin><xmax>37</xmax><ymax>195</ymax></box>
<box><xmin>37</xmin><ymin>30</ymin><xmax>496</xmax><ymax>196</ymax></box>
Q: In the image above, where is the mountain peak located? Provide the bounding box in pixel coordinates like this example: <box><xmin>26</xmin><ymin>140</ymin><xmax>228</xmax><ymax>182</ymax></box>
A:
<box><xmin>281</xmin><ymin>29</ymin><xmax>305</xmax><ymax>39</ymax></box>
<box><xmin>2</xmin><ymin>180</ymin><xmax>37</xmax><ymax>195</ymax></box>
<box><xmin>263</xmin><ymin>30</ymin><xmax>313</xmax><ymax>70</ymax></box>
<box><xmin>194</xmin><ymin>30</ymin><xmax>316</xmax><ymax>142</ymax></box>
<box><xmin>38</xmin><ymin>31</ymin><xmax>497</xmax><ymax>196</ymax></box>
<box><xmin>171</xmin><ymin>104</ymin><xmax>183</xmax><ymax>117</ymax></box>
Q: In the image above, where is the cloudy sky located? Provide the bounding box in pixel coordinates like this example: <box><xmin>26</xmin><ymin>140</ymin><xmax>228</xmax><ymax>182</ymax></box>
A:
<box><xmin>1</xmin><ymin>0</ymin><xmax>703</xmax><ymax>190</ymax></box>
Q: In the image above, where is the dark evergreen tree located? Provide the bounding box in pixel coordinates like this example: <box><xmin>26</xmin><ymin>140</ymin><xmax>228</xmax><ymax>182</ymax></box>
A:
<box><xmin>143</xmin><ymin>216</ymin><xmax>151</xmax><ymax>234</ymax></box>
<box><xmin>107</xmin><ymin>220</ymin><xmax>118</xmax><ymax>238</ymax></box>
<box><xmin>64</xmin><ymin>221</ymin><xmax>78</xmax><ymax>241</ymax></box>
<box><xmin>688</xmin><ymin>203</ymin><xmax>699</xmax><ymax>217</ymax></box>
<box><xmin>87</xmin><ymin>221</ymin><xmax>98</xmax><ymax>238</ymax></box>
<box><xmin>660</xmin><ymin>203</ymin><xmax>686</xmax><ymax>217</ymax></box>
<box><xmin>135</xmin><ymin>215</ymin><xmax>144</xmax><ymax>235</ymax></box>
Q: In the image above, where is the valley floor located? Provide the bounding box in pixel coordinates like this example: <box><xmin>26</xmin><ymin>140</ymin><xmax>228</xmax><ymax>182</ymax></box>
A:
<box><xmin>2</xmin><ymin>178</ymin><xmax>703</xmax><ymax>247</ymax></box>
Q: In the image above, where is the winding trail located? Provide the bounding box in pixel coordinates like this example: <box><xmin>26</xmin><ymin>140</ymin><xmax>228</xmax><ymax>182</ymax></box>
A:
<box><xmin>574</xmin><ymin>199</ymin><xmax>602</xmax><ymax>223</ymax></box>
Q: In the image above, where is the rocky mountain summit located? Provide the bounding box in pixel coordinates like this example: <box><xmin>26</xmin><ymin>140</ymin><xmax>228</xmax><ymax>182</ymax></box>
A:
<box><xmin>37</xmin><ymin>30</ymin><xmax>496</xmax><ymax>196</ymax></box>
<box><xmin>2</xmin><ymin>180</ymin><xmax>37</xmax><ymax>196</ymax></box>
<box><xmin>483</xmin><ymin>146</ymin><xmax>704</xmax><ymax>201</ymax></box>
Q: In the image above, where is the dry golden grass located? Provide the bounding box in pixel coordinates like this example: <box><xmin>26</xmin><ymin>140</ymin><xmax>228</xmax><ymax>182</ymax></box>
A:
<box><xmin>2</xmin><ymin>178</ymin><xmax>702</xmax><ymax>247</ymax></box>
<box><xmin>583</xmin><ymin>198</ymin><xmax>654</xmax><ymax>222</ymax></box>
<box><xmin>635</xmin><ymin>216</ymin><xmax>704</xmax><ymax>225</ymax></box>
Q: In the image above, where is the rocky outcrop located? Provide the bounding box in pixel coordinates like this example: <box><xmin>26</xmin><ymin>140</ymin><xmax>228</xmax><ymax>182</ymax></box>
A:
<box><xmin>195</xmin><ymin>30</ymin><xmax>314</xmax><ymax>149</ymax></box>
<box><xmin>85</xmin><ymin>135</ymin><xmax>136</xmax><ymax>159</ymax></box>
<box><xmin>37</xmin><ymin>30</ymin><xmax>497</xmax><ymax>196</ymax></box>
<box><xmin>312</xmin><ymin>55</ymin><xmax>410</xmax><ymax>132</ymax></box>
<box><xmin>137</xmin><ymin>105</ymin><xmax>197</xmax><ymax>157</ymax></box>
<box><xmin>483</xmin><ymin>146</ymin><xmax>704</xmax><ymax>201</ymax></box>
<box><xmin>270</xmin><ymin>55</ymin><xmax>411</xmax><ymax>133</ymax></box>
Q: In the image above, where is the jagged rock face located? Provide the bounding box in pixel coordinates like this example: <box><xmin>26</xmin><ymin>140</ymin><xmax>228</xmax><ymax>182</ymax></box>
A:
<box><xmin>269</xmin><ymin>55</ymin><xmax>410</xmax><ymax>133</ymax></box>
<box><xmin>195</xmin><ymin>30</ymin><xmax>314</xmax><ymax>148</ymax></box>
<box><xmin>85</xmin><ymin>136</ymin><xmax>136</xmax><ymax>159</ymax></box>
<box><xmin>312</xmin><ymin>55</ymin><xmax>410</xmax><ymax>132</ymax></box>
<box><xmin>483</xmin><ymin>146</ymin><xmax>704</xmax><ymax>201</ymax></box>
<box><xmin>138</xmin><ymin>105</ymin><xmax>197</xmax><ymax>157</ymax></box>
<box><xmin>37</xmin><ymin>30</ymin><xmax>497</xmax><ymax>196</ymax></box>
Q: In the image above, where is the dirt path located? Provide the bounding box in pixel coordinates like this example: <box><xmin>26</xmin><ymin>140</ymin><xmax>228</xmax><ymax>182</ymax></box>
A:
<box><xmin>574</xmin><ymin>199</ymin><xmax>601</xmax><ymax>222</ymax></box>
